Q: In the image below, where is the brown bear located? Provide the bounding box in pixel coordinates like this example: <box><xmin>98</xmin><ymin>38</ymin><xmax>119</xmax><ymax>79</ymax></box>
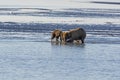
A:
<box><xmin>60</xmin><ymin>31</ymin><xmax>68</xmax><ymax>42</ymax></box>
<box><xmin>51</xmin><ymin>29</ymin><xmax>63</xmax><ymax>41</ymax></box>
<box><xmin>62</xmin><ymin>28</ymin><xmax>86</xmax><ymax>43</ymax></box>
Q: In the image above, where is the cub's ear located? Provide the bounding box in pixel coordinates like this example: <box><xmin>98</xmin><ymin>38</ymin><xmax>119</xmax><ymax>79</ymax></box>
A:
<box><xmin>59</xmin><ymin>32</ymin><xmax>62</xmax><ymax>35</ymax></box>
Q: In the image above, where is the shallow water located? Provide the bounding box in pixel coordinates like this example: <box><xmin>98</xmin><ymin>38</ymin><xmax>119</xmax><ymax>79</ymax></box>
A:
<box><xmin>0</xmin><ymin>8</ymin><xmax>120</xmax><ymax>80</ymax></box>
<box><xmin>0</xmin><ymin>42</ymin><xmax>120</xmax><ymax>80</ymax></box>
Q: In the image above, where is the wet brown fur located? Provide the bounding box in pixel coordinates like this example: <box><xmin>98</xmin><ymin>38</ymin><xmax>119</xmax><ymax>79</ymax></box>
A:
<box><xmin>51</xmin><ymin>29</ymin><xmax>62</xmax><ymax>41</ymax></box>
<box><xmin>62</xmin><ymin>28</ymin><xmax>86</xmax><ymax>43</ymax></box>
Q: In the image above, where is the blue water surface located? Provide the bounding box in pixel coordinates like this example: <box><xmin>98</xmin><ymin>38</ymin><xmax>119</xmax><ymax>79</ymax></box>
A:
<box><xmin>0</xmin><ymin>42</ymin><xmax>120</xmax><ymax>80</ymax></box>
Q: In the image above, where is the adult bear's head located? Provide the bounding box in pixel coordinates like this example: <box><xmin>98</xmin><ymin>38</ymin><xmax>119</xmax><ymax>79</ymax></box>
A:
<box><xmin>62</xmin><ymin>32</ymin><xmax>71</xmax><ymax>42</ymax></box>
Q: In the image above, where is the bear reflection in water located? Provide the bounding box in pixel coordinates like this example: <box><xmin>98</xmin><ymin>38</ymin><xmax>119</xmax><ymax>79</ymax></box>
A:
<box><xmin>51</xmin><ymin>28</ymin><xmax>86</xmax><ymax>44</ymax></box>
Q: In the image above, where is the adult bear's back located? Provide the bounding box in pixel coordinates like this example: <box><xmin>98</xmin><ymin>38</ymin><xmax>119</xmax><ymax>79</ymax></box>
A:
<box><xmin>70</xmin><ymin>28</ymin><xmax>86</xmax><ymax>40</ymax></box>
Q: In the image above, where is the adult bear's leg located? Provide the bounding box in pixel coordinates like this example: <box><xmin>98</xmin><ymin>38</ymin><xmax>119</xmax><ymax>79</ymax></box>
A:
<box><xmin>81</xmin><ymin>39</ymin><xmax>84</xmax><ymax>43</ymax></box>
